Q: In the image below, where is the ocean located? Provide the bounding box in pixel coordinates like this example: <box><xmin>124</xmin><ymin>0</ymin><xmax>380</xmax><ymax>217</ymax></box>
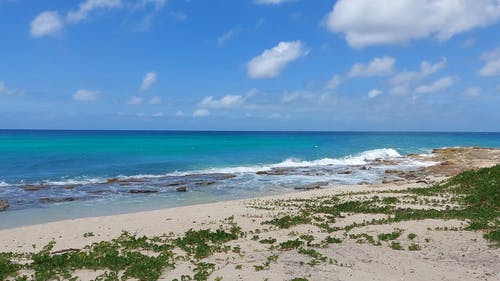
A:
<box><xmin>1</xmin><ymin>130</ymin><xmax>499</xmax><ymax>229</ymax></box>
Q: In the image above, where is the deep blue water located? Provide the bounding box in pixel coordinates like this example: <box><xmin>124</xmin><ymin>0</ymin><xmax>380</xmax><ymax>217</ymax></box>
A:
<box><xmin>0</xmin><ymin>130</ymin><xmax>499</xmax><ymax>228</ymax></box>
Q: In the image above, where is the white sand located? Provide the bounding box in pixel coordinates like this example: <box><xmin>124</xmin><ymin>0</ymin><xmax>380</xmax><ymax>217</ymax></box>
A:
<box><xmin>1</xmin><ymin>180</ymin><xmax>498</xmax><ymax>281</ymax></box>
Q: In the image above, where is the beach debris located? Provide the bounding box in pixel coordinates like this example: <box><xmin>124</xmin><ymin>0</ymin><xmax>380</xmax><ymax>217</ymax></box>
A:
<box><xmin>294</xmin><ymin>181</ymin><xmax>329</xmax><ymax>190</ymax></box>
<box><xmin>0</xmin><ymin>199</ymin><xmax>9</xmax><ymax>211</ymax></box>
<box><xmin>176</xmin><ymin>186</ymin><xmax>188</xmax><ymax>192</ymax></box>
<box><xmin>129</xmin><ymin>189</ymin><xmax>158</xmax><ymax>194</ymax></box>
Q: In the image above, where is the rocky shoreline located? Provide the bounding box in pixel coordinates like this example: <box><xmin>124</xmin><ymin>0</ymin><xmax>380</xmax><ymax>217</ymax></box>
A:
<box><xmin>0</xmin><ymin>147</ymin><xmax>499</xmax><ymax>213</ymax></box>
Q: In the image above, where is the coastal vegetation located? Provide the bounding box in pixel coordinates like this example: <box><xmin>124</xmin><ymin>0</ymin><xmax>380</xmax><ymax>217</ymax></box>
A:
<box><xmin>0</xmin><ymin>165</ymin><xmax>498</xmax><ymax>280</ymax></box>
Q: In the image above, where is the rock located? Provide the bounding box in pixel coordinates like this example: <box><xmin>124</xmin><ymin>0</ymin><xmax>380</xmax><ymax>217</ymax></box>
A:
<box><xmin>0</xmin><ymin>200</ymin><xmax>9</xmax><ymax>211</ymax></box>
<box><xmin>416</xmin><ymin>180</ymin><xmax>429</xmax><ymax>184</ymax></box>
<box><xmin>105</xmin><ymin>178</ymin><xmax>146</xmax><ymax>185</ymax></box>
<box><xmin>294</xmin><ymin>181</ymin><xmax>329</xmax><ymax>190</ymax></box>
<box><xmin>89</xmin><ymin>190</ymin><xmax>107</xmax><ymax>194</ymax></box>
<box><xmin>129</xmin><ymin>189</ymin><xmax>158</xmax><ymax>194</ymax></box>
<box><xmin>39</xmin><ymin>197</ymin><xmax>75</xmax><ymax>203</ymax></box>
<box><xmin>176</xmin><ymin>186</ymin><xmax>188</xmax><ymax>192</ymax></box>
<box><xmin>63</xmin><ymin>185</ymin><xmax>77</xmax><ymax>189</ymax></box>
<box><xmin>194</xmin><ymin>181</ymin><xmax>216</xmax><ymax>187</ymax></box>
<box><xmin>359</xmin><ymin>166</ymin><xmax>370</xmax><ymax>170</ymax></box>
<box><xmin>358</xmin><ymin>181</ymin><xmax>371</xmax><ymax>185</ymax></box>
<box><xmin>384</xmin><ymin>169</ymin><xmax>400</xmax><ymax>174</ymax></box>
<box><xmin>23</xmin><ymin>184</ymin><xmax>46</xmax><ymax>191</ymax></box>
<box><xmin>338</xmin><ymin>170</ymin><xmax>352</xmax><ymax>174</ymax></box>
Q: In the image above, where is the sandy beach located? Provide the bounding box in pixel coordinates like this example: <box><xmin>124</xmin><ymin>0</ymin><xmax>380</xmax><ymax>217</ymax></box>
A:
<box><xmin>1</xmin><ymin>147</ymin><xmax>499</xmax><ymax>281</ymax></box>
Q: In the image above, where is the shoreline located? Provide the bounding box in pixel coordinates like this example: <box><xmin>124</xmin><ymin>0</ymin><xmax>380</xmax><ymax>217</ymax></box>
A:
<box><xmin>0</xmin><ymin>147</ymin><xmax>499</xmax><ymax>280</ymax></box>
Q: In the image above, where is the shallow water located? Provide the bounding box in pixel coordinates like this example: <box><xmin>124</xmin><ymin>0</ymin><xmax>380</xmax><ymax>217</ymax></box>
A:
<box><xmin>1</xmin><ymin>130</ymin><xmax>499</xmax><ymax>229</ymax></box>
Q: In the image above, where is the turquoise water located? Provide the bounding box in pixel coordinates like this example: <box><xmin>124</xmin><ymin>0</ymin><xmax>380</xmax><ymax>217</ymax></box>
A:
<box><xmin>0</xmin><ymin>130</ymin><xmax>499</xmax><ymax>228</ymax></box>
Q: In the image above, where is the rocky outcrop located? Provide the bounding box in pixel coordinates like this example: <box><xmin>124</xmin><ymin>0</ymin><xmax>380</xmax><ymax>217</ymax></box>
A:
<box><xmin>294</xmin><ymin>181</ymin><xmax>329</xmax><ymax>190</ymax></box>
<box><xmin>0</xmin><ymin>200</ymin><xmax>9</xmax><ymax>211</ymax></box>
<box><xmin>176</xmin><ymin>186</ymin><xmax>188</xmax><ymax>192</ymax></box>
<box><xmin>39</xmin><ymin>197</ymin><xmax>75</xmax><ymax>203</ymax></box>
<box><xmin>129</xmin><ymin>189</ymin><xmax>158</xmax><ymax>194</ymax></box>
<box><xmin>23</xmin><ymin>184</ymin><xmax>46</xmax><ymax>191</ymax></box>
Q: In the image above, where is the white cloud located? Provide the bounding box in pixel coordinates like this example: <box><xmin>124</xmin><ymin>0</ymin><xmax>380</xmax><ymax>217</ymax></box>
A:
<box><xmin>30</xmin><ymin>11</ymin><xmax>63</xmax><ymax>37</ymax></box>
<box><xmin>127</xmin><ymin>96</ymin><xmax>144</xmax><ymax>105</ymax></box>
<box><xmin>67</xmin><ymin>0</ymin><xmax>122</xmax><ymax>23</ymax></box>
<box><xmin>193</xmin><ymin>108</ymin><xmax>210</xmax><ymax>117</ymax></box>
<box><xmin>254</xmin><ymin>0</ymin><xmax>291</xmax><ymax>4</ymax></box>
<box><xmin>0</xmin><ymin>81</ymin><xmax>22</xmax><ymax>96</ymax></box>
<box><xmin>199</xmin><ymin>95</ymin><xmax>245</xmax><ymax>108</ymax></box>
<box><xmin>325</xmin><ymin>0</ymin><xmax>500</xmax><ymax>48</ymax></box>
<box><xmin>389</xmin><ymin>57</ymin><xmax>447</xmax><ymax>95</ymax></box>
<box><xmin>140</xmin><ymin>71</ymin><xmax>157</xmax><ymax>92</ymax></box>
<box><xmin>414</xmin><ymin>76</ymin><xmax>455</xmax><ymax>94</ymax></box>
<box><xmin>347</xmin><ymin>56</ymin><xmax>395</xmax><ymax>77</ymax></box>
<box><xmin>247</xmin><ymin>41</ymin><xmax>308</xmax><ymax>79</ymax></box>
<box><xmin>368</xmin><ymin>89</ymin><xmax>382</xmax><ymax>98</ymax></box>
<box><xmin>324</xmin><ymin>75</ymin><xmax>342</xmax><ymax>90</ymax></box>
<box><xmin>217</xmin><ymin>29</ymin><xmax>238</xmax><ymax>46</ymax></box>
<box><xmin>152</xmin><ymin>112</ymin><xmax>164</xmax><ymax>117</ymax></box>
<box><xmin>148</xmin><ymin>96</ymin><xmax>161</xmax><ymax>104</ymax></box>
<box><xmin>73</xmin><ymin>89</ymin><xmax>99</xmax><ymax>101</ymax></box>
<box><xmin>478</xmin><ymin>48</ymin><xmax>500</xmax><ymax>76</ymax></box>
<box><xmin>461</xmin><ymin>38</ymin><xmax>476</xmax><ymax>48</ymax></box>
<box><xmin>462</xmin><ymin>87</ymin><xmax>481</xmax><ymax>97</ymax></box>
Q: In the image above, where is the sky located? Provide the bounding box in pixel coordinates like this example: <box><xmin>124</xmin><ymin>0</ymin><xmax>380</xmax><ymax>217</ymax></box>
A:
<box><xmin>0</xmin><ymin>0</ymin><xmax>499</xmax><ymax>131</ymax></box>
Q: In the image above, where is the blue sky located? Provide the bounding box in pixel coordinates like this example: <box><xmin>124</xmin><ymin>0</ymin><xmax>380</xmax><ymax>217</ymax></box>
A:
<box><xmin>0</xmin><ymin>0</ymin><xmax>499</xmax><ymax>131</ymax></box>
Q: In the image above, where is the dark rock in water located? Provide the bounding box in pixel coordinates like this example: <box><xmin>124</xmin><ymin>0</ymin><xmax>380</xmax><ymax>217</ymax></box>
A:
<box><xmin>63</xmin><ymin>184</ymin><xmax>77</xmax><ymax>189</ymax></box>
<box><xmin>129</xmin><ymin>189</ymin><xmax>158</xmax><ymax>194</ymax></box>
<box><xmin>176</xmin><ymin>186</ymin><xmax>188</xmax><ymax>192</ymax></box>
<box><xmin>359</xmin><ymin>166</ymin><xmax>370</xmax><ymax>170</ymax></box>
<box><xmin>338</xmin><ymin>170</ymin><xmax>352</xmax><ymax>174</ymax></box>
<box><xmin>89</xmin><ymin>190</ymin><xmax>107</xmax><ymax>194</ymax></box>
<box><xmin>105</xmin><ymin>178</ymin><xmax>146</xmax><ymax>185</ymax></box>
<box><xmin>385</xmin><ymin>169</ymin><xmax>400</xmax><ymax>174</ymax></box>
<box><xmin>185</xmin><ymin>173</ymin><xmax>236</xmax><ymax>180</ymax></box>
<box><xmin>39</xmin><ymin>197</ymin><xmax>75</xmax><ymax>203</ymax></box>
<box><xmin>256</xmin><ymin>168</ymin><xmax>289</xmax><ymax>176</ymax></box>
<box><xmin>165</xmin><ymin>182</ymin><xmax>187</xmax><ymax>187</ymax></box>
<box><xmin>0</xmin><ymin>200</ymin><xmax>9</xmax><ymax>211</ymax></box>
<box><xmin>294</xmin><ymin>181</ymin><xmax>329</xmax><ymax>190</ymax></box>
<box><xmin>194</xmin><ymin>181</ymin><xmax>216</xmax><ymax>187</ymax></box>
<box><xmin>23</xmin><ymin>184</ymin><xmax>46</xmax><ymax>191</ymax></box>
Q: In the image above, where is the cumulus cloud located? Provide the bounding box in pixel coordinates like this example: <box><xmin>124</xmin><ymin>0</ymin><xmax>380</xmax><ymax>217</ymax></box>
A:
<box><xmin>148</xmin><ymin>96</ymin><xmax>161</xmax><ymax>104</ymax></box>
<box><xmin>127</xmin><ymin>96</ymin><xmax>144</xmax><ymax>105</ymax></box>
<box><xmin>477</xmin><ymin>48</ymin><xmax>500</xmax><ymax>76</ymax></box>
<box><xmin>66</xmin><ymin>0</ymin><xmax>122</xmax><ymax>23</ymax></box>
<box><xmin>199</xmin><ymin>95</ymin><xmax>245</xmax><ymax>108</ymax></box>
<box><xmin>368</xmin><ymin>89</ymin><xmax>382</xmax><ymax>98</ymax></box>
<box><xmin>247</xmin><ymin>41</ymin><xmax>308</xmax><ymax>79</ymax></box>
<box><xmin>462</xmin><ymin>87</ymin><xmax>481</xmax><ymax>97</ymax></box>
<box><xmin>30</xmin><ymin>0</ymin><xmax>167</xmax><ymax>38</ymax></box>
<box><xmin>193</xmin><ymin>108</ymin><xmax>210</xmax><ymax>117</ymax></box>
<box><xmin>73</xmin><ymin>89</ymin><xmax>100</xmax><ymax>101</ymax></box>
<box><xmin>324</xmin><ymin>75</ymin><xmax>342</xmax><ymax>90</ymax></box>
<box><xmin>325</xmin><ymin>0</ymin><xmax>500</xmax><ymax>48</ymax></box>
<box><xmin>348</xmin><ymin>56</ymin><xmax>395</xmax><ymax>77</ymax></box>
<box><xmin>30</xmin><ymin>11</ymin><xmax>63</xmax><ymax>37</ymax></box>
<box><xmin>389</xmin><ymin>57</ymin><xmax>447</xmax><ymax>95</ymax></box>
<box><xmin>414</xmin><ymin>76</ymin><xmax>455</xmax><ymax>94</ymax></box>
<box><xmin>140</xmin><ymin>71</ymin><xmax>157</xmax><ymax>92</ymax></box>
